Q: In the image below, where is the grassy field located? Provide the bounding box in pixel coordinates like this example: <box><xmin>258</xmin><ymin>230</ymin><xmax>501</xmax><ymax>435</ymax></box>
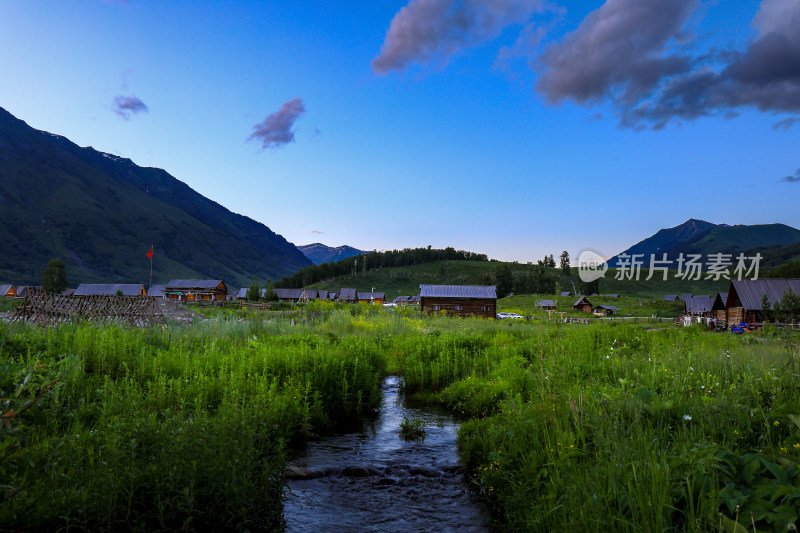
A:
<box><xmin>499</xmin><ymin>293</ymin><xmax>687</xmax><ymax>318</ymax></box>
<box><xmin>2</xmin><ymin>304</ymin><xmax>798</xmax><ymax>531</ymax></box>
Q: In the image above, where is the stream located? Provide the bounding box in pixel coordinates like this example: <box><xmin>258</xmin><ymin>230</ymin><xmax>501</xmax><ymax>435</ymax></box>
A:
<box><xmin>283</xmin><ymin>376</ymin><xmax>489</xmax><ymax>532</ymax></box>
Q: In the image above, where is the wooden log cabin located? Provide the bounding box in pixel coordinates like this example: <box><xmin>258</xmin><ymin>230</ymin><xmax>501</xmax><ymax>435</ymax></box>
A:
<box><xmin>572</xmin><ymin>296</ymin><xmax>592</xmax><ymax>313</ymax></box>
<box><xmin>358</xmin><ymin>292</ymin><xmax>385</xmax><ymax>304</ymax></box>
<box><xmin>164</xmin><ymin>279</ymin><xmax>227</xmax><ymax>302</ymax></box>
<box><xmin>419</xmin><ymin>284</ymin><xmax>496</xmax><ymax>318</ymax></box>
<box><xmin>338</xmin><ymin>288</ymin><xmax>358</xmax><ymax>303</ymax></box>
<box><xmin>0</xmin><ymin>284</ymin><xmax>16</xmax><ymax>298</ymax></box>
<box><xmin>726</xmin><ymin>279</ymin><xmax>800</xmax><ymax>324</ymax></box>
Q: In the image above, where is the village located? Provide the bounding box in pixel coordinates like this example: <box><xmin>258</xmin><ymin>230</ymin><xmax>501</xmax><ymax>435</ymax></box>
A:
<box><xmin>2</xmin><ymin>276</ymin><xmax>799</xmax><ymax>329</ymax></box>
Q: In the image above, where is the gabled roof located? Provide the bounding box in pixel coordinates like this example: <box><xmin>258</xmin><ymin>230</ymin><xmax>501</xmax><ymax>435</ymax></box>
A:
<box><xmin>561</xmin><ymin>291</ymin><xmax>571</xmax><ymax>297</ymax></box>
<box><xmin>15</xmin><ymin>286</ymin><xmax>31</xmax><ymax>297</ymax></box>
<box><xmin>236</xmin><ymin>288</ymin><xmax>248</xmax><ymax>299</ymax></box>
<box><xmin>328</xmin><ymin>292</ymin><xmax>338</xmax><ymax>299</ymax></box>
<box><xmin>74</xmin><ymin>283</ymin><xmax>145</xmax><ymax>296</ymax></box>
<box><xmin>318</xmin><ymin>291</ymin><xmax>329</xmax><ymax>300</ymax></box>
<box><xmin>537</xmin><ymin>299</ymin><xmax>556</xmax><ymax>307</ymax></box>
<box><xmin>148</xmin><ymin>284</ymin><xmax>166</xmax><ymax>297</ymax></box>
<box><xmin>573</xmin><ymin>296</ymin><xmax>592</xmax><ymax>307</ymax></box>
<box><xmin>419</xmin><ymin>285</ymin><xmax>497</xmax><ymax>299</ymax></box>
<box><xmin>339</xmin><ymin>288</ymin><xmax>358</xmax><ymax>300</ymax></box>
<box><xmin>681</xmin><ymin>294</ymin><xmax>693</xmax><ymax>301</ymax></box>
<box><xmin>393</xmin><ymin>295</ymin><xmax>411</xmax><ymax>303</ymax></box>
<box><xmin>686</xmin><ymin>295</ymin><xmax>714</xmax><ymax>314</ymax></box>
<box><xmin>165</xmin><ymin>279</ymin><xmax>226</xmax><ymax>290</ymax></box>
<box><xmin>664</xmin><ymin>295</ymin><xmax>678</xmax><ymax>301</ymax></box>
<box><xmin>729</xmin><ymin>279</ymin><xmax>800</xmax><ymax>310</ymax></box>
<box><xmin>274</xmin><ymin>288</ymin><xmax>304</xmax><ymax>299</ymax></box>
<box><xmin>594</xmin><ymin>305</ymin><xmax>620</xmax><ymax>311</ymax></box>
<box><xmin>712</xmin><ymin>292</ymin><xmax>728</xmax><ymax>311</ymax></box>
<box><xmin>300</xmin><ymin>289</ymin><xmax>318</xmax><ymax>300</ymax></box>
<box><xmin>358</xmin><ymin>292</ymin><xmax>385</xmax><ymax>300</ymax></box>
<box><xmin>408</xmin><ymin>295</ymin><xmax>420</xmax><ymax>302</ymax></box>
<box><xmin>62</xmin><ymin>288</ymin><xmax>75</xmax><ymax>296</ymax></box>
<box><xmin>0</xmin><ymin>284</ymin><xmax>15</xmax><ymax>296</ymax></box>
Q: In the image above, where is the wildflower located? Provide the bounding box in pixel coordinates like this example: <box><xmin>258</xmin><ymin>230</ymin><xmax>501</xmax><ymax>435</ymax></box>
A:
<box><xmin>774</xmin><ymin>421</ymin><xmax>780</xmax><ymax>427</ymax></box>
<box><xmin>683</xmin><ymin>415</ymin><xmax>692</xmax><ymax>421</ymax></box>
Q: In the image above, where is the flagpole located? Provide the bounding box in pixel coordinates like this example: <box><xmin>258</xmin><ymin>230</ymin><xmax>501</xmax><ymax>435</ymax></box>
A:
<box><xmin>149</xmin><ymin>244</ymin><xmax>153</xmax><ymax>290</ymax></box>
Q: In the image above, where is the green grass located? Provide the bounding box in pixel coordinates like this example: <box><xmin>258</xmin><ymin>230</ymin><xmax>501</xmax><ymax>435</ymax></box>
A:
<box><xmin>2</xmin><ymin>303</ymin><xmax>798</xmax><ymax>531</ymax></box>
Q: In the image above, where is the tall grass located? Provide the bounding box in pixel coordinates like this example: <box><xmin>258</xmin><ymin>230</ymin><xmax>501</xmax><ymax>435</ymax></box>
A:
<box><xmin>2</xmin><ymin>305</ymin><xmax>798</xmax><ymax>531</ymax></box>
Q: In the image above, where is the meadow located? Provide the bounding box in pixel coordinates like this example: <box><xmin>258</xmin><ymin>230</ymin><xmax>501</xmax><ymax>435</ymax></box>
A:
<box><xmin>1</xmin><ymin>302</ymin><xmax>799</xmax><ymax>531</ymax></box>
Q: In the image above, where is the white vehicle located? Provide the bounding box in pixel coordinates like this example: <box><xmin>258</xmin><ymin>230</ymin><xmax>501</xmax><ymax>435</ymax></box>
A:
<box><xmin>507</xmin><ymin>313</ymin><xmax>526</xmax><ymax>319</ymax></box>
<box><xmin>496</xmin><ymin>312</ymin><xmax>510</xmax><ymax>319</ymax></box>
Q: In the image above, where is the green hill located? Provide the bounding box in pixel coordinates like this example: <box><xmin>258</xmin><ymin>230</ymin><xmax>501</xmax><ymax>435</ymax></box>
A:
<box><xmin>0</xmin><ymin>107</ymin><xmax>311</xmax><ymax>287</ymax></box>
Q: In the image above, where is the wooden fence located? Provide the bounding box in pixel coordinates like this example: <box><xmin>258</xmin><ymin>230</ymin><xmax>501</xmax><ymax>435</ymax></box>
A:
<box><xmin>12</xmin><ymin>288</ymin><xmax>163</xmax><ymax>326</ymax></box>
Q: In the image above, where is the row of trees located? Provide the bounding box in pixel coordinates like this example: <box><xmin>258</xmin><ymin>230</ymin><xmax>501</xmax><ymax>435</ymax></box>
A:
<box><xmin>275</xmin><ymin>247</ymin><xmax>490</xmax><ymax>289</ymax></box>
<box><xmin>481</xmin><ymin>262</ymin><xmax>597</xmax><ymax>299</ymax></box>
<box><xmin>761</xmin><ymin>290</ymin><xmax>800</xmax><ymax>322</ymax></box>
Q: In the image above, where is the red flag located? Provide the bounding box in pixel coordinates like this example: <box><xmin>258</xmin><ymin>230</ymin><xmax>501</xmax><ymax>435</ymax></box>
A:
<box><xmin>147</xmin><ymin>247</ymin><xmax>153</xmax><ymax>259</ymax></box>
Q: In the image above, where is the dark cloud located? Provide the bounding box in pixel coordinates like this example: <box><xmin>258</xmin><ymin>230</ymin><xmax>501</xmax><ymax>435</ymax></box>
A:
<box><xmin>372</xmin><ymin>0</ymin><xmax>548</xmax><ymax>74</ymax></box>
<box><xmin>781</xmin><ymin>169</ymin><xmax>800</xmax><ymax>183</ymax></box>
<box><xmin>609</xmin><ymin>0</ymin><xmax>800</xmax><ymax>128</ymax></box>
<box><xmin>535</xmin><ymin>0</ymin><xmax>699</xmax><ymax>107</ymax></box>
<box><xmin>248</xmin><ymin>98</ymin><xmax>306</xmax><ymax>150</ymax></box>
<box><xmin>112</xmin><ymin>95</ymin><xmax>148</xmax><ymax>119</ymax></box>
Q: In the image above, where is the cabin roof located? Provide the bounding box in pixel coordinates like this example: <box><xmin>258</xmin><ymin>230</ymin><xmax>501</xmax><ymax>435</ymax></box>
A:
<box><xmin>74</xmin><ymin>283</ymin><xmax>145</xmax><ymax>296</ymax></box>
<box><xmin>537</xmin><ymin>299</ymin><xmax>556</xmax><ymax>307</ymax></box>
<box><xmin>274</xmin><ymin>288</ymin><xmax>304</xmax><ymax>299</ymax></box>
<box><xmin>664</xmin><ymin>295</ymin><xmax>678</xmax><ymax>301</ymax></box>
<box><xmin>686</xmin><ymin>295</ymin><xmax>714</xmax><ymax>314</ymax></box>
<box><xmin>0</xmin><ymin>284</ymin><xmax>14</xmax><ymax>295</ymax></box>
<box><xmin>419</xmin><ymin>285</ymin><xmax>497</xmax><ymax>299</ymax></box>
<box><xmin>165</xmin><ymin>279</ymin><xmax>225</xmax><ymax>290</ymax></box>
<box><xmin>730</xmin><ymin>279</ymin><xmax>800</xmax><ymax>310</ymax></box>
<box><xmin>148</xmin><ymin>284</ymin><xmax>166</xmax><ymax>297</ymax></box>
<box><xmin>358</xmin><ymin>292</ymin><xmax>385</xmax><ymax>300</ymax></box>
<box><xmin>393</xmin><ymin>295</ymin><xmax>411</xmax><ymax>303</ymax></box>
<box><xmin>339</xmin><ymin>288</ymin><xmax>358</xmax><ymax>300</ymax></box>
<box><xmin>573</xmin><ymin>296</ymin><xmax>592</xmax><ymax>307</ymax></box>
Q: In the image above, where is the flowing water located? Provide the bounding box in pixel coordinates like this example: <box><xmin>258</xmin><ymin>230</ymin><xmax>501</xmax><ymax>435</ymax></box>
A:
<box><xmin>283</xmin><ymin>376</ymin><xmax>489</xmax><ymax>532</ymax></box>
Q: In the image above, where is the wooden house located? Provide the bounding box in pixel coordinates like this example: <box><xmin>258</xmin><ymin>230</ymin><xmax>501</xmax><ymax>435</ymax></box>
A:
<box><xmin>726</xmin><ymin>279</ymin><xmax>800</xmax><ymax>324</ymax></box>
<box><xmin>358</xmin><ymin>292</ymin><xmax>385</xmax><ymax>304</ymax></box>
<box><xmin>419</xmin><ymin>285</ymin><xmax>496</xmax><ymax>318</ymax></box>
<box><xmin>164</xmin><ymin>279</ymin><xmax>227</xmax><ymax>301</ymax></box>
<box><xmin>274</xmin><ymin>288</ymin><xmax>303</xmax><ymax>303</ymax></box>
<box><xmin>572</xmin><ymin>296</ymin><xmax>592</xmax><ymax>313</ymax></box>
<box><xmin>339</xmin><ymin>288</ymin><xmax>358</xmax><ymax>303</ymax></box>
<box><xmin>74</xmin><ymin>284</ymin><xmax>147</xmax><ymax>297</ymax></box>
<box><xmin>393</xmin><ymin>296</ymin><xmax>411</xmax><ymax>306</ymax></box>
<box><xmin>685</xmin><ymin>295</ymin><xmax>714</xmax><ymax>318</ymax></box>
<box><xmin>408</xmin><ymin>295</ymin><xmax>420</xmax><ymax>306</ymax></box>
<box><xmin>593</xmin><ymin>305</ymin><xmax>620</xmax><ymax>316</ymax></box>
<box><xmin>0</xmin><ymin>284</ymin><xmax>16</xmax><ymax>298</ymax></box>
<box><xmin>537</xmin><ymin>299</ymin><xmax>556</xmax><ymax>311</ymax></box>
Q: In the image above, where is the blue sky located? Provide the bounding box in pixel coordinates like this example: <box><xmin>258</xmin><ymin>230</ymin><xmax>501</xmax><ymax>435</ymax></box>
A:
<box><xmin>1</xmin><ymin>0</ymin><xmax>798</xmax><ymax>263</ymax></box>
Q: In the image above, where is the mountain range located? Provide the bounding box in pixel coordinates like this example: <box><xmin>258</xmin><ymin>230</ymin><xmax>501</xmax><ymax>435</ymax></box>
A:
<box><xmin>0</xmin><ymin>107</ymin><xmax>311</xmax><ymax>288</ymax></box>
<box><xmin>298</xmin><ymin>243</ymin><xmax>366</xmax><ymax>265</ymax></box>
<box><xmin>607</xmin><ymin>219</ymin><xmax>800</xmax><ymax>268</ymax></box>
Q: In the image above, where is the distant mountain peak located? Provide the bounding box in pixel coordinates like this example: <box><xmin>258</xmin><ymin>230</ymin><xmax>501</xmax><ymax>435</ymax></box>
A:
<box><xmin>298</xmin><ymin>243</ymin><xmax>366</xmax><ymax>265</ymax></box>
